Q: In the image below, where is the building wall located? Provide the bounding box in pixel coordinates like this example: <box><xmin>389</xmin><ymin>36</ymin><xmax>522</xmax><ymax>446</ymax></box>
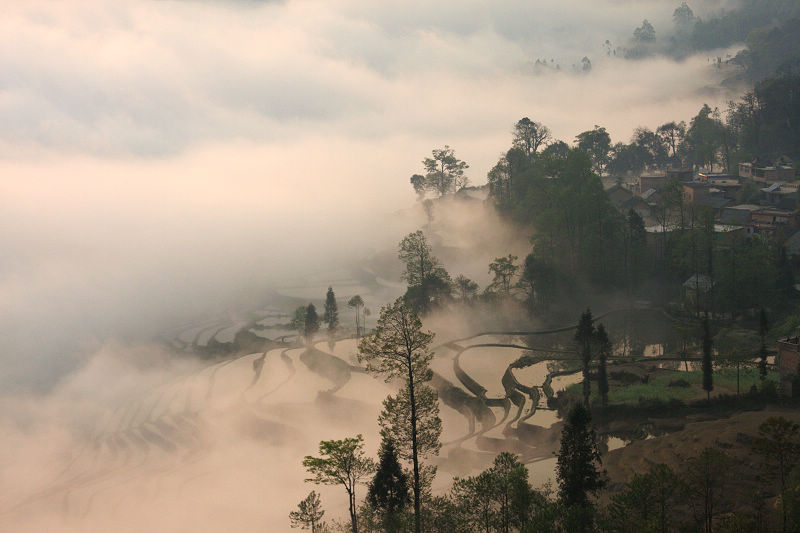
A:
<box><xmin>639</xmin><ymin>175</ymin><xmax>667</xmax><ymax>194</ymax></box>
<box><xmin>682</xmin><ymin>184</ymin><xmax>709</xmax><ymax>204</ymax></box>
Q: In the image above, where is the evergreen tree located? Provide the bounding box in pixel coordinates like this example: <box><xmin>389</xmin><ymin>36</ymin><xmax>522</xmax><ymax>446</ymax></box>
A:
<box><xmin>702</xmin><ymin>317</ymin><xmax>713</xmax><ymax>401</ymax></box>
<box><xmin>368</xmin><ymin>438</ymin><xmax>410</xmax><ymax>533</ymax></box>
<box><xmin>323</xmin><ymin>287</ymin><xmax>339</xmax><ymax>345</ymax></box>
<box><xmin>556</xmin><ymin>404</ymin><xmax>606</xmax><ymax>532</ymax></box>
<box><xmin>575</xmin><ymin>310</ymin><xmax>595</xmax><ymax>408</ymax></box>
<box><xmin>359</xmin><ymin>299</ymin><xmax>441</xmax><ymax>533</ymax></box>
<box><xmin>289</xmin><ymin>491</ymin><xmax>325</xmax><ymax>532</ymax></box>
<box><xmin>305</xmin><ymin>303</ymin><xmax>320</xmax><ymax>345</ymax></box>
<box><xmin>595</xmin><ymin>324</ymin><xmax>611</xmax><ymax>409</ymax></box>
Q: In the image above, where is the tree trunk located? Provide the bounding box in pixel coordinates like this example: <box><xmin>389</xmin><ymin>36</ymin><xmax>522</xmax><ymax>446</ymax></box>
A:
<box><xmin>582</xmin><ymin>345</ymin><xmax>591</xmax><ymax>409</ymax></box>
<box><xmin>582</xmin><ymin>364</ymin><xmax>590</xmax><ymax>409</ymax></box>
<box><xmin>408</xmin><ymin>369</ymin><xmax>421</xmax><ymax>533</ymax></box>
<box><xmin>348</xmin><ymin>488</ymin><xmax>358</xmax><ymax>533</ymax></box>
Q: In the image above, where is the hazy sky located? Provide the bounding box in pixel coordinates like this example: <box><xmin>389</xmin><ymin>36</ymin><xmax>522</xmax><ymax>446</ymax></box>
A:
<box><xmin>0</xmin><ymin>0</ymin><xmax>743</xmax><ymax>390</ymax></box>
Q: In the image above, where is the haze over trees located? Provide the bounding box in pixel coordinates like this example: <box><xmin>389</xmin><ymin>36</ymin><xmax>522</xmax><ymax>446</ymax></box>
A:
<box><xmin>410</xmin><ymin>146</ymin><xmax>469</xmax><ymax>198</ymax></box>
<box><xmin>324</xmin><ymin>287</ymin><xmax>339</xmax><ymax>344</ymax></box>
<box><xmin>398</xmin><ymin>231</ymin><xmax>452</xmax><ymax>314</ymax></box>
<box><xmin>487</xmin><ymin>255</ymin><xmax>519</xmax><ymax>297</ymax></box>
<box><xmin>453</xmin><ymin>274</ymin><xmax>479</xmax><ymax>302</ymax></box>
<box><xmin>348</xmin><ymin>295</ymin><xmax>365</xmax><ymax>340</ymax></box>
<box><xmin>305</xmin><ymin>303</ymin><xmax>320</xmax><ymax>345</ymax></box>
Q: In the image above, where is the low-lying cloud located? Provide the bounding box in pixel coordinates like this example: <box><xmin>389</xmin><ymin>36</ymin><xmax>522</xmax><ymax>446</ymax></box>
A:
<box><xmin>0</xmin><ymin>0</ymin><xmax>748</xmax><ymax>391</ymax></box>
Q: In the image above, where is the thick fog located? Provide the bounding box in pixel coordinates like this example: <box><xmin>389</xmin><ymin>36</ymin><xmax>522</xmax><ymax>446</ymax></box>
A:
<box><xmin>1</xmin><ymin>0</ymin><xmax>748</xmax><ymax>530</ymax></box>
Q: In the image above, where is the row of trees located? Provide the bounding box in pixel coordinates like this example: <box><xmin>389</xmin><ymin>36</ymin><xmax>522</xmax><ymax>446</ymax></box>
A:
<box><xmin>398</xmin><ymin>230</ymin><xmax>525</xmax><ymax>314</ymax></box>
<box><xmin>289</xmin><ymin>288</ymin><xmax>371</xmax><ymax>346</ymax></box>
<box><xmin>292</xmin><ymin>409</ymin><xmax>800</xmax><ymax>532</ymax></box>
<box><xmin>607</xmin><ymin>75</ymin><xmax>800</xmax><ymax>176</ymax></box>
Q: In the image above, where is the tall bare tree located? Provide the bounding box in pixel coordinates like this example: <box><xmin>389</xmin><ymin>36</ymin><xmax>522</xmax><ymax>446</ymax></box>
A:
<box><xmin>359</xmin><ymin>299</ymin><xmax>442</xmax><ymax>533</ymax></box>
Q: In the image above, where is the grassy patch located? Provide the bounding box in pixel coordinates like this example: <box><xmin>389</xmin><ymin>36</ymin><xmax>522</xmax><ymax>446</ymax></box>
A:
<box><xmin>564</xmin><ymin>367</ymin><xmax>780</xmax><ymax>406</ymax></box>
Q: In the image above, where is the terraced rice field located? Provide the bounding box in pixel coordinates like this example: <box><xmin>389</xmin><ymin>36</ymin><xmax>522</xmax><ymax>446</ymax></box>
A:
<box><xmin>8</xmin><ymin>300</ymin><xmax>662</xmax><ymax>531</ymax></box>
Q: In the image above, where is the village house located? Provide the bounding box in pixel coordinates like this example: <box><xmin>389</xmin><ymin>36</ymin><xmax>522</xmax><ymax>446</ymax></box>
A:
<box><xmin>719</xmin><ymin>204</ymin><xmax>761</xmax><ymax>225</ymax></box>
<box><xmin>739</xmin><ymin>158</ymin><xmax>796</xmax><ymax>184</ymax></box>
<box><xmin>637</xmin><ymin>173</ymin><xmax>668</xmax><ymax>195</ymax></box>
<box><xmin>682</xmin><ymin>181</ymin><xmax>710</xmax><ymax>204</ymax></box>
<box><xmin>703</xmin><ymin>177</ymin><xmax>741</xmax><ymax>200</ymax></box>
<box><xmin>605</xmin><ymin>184</ymin><xmax>654</xmax><ymax>222</ymax></box>
<box><xmin>620</xmin><ymin>195</ymin><xmax>652</xmax><ymax>222</ymax></box>
<box><xmin>750</xmin><ymin>207</ymin><xmax>796</xmax><ymax>226</ymax></box>
<box><xmin>606</xmin><ymin>184</ymin><xmax>634</xmax><ymax>207</ymax></box>
<box><xmin>697</xmin><ymin>195</ymin><xmax>732</xmax><ymax>215</ymax></box>
<box><xmin>666</xmin><ymin>168</ymin><xmax>694</xmax><ymax>182</ymax></box>
<box><xmin>760</xmin><ymin>182</ymin><xmax>799</xmax><ymax>210</ymax></box>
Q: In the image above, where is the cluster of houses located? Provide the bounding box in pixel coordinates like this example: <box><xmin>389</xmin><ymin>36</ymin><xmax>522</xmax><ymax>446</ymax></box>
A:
<box><xmin>607</xmin><ymin>160</ymin><xmax>800</xmax><ymax>397</ymax></box>
<box><xmin>606</xmin><ymin>157</ymin><xmax>800</xmax><ymax>256</ymax></box>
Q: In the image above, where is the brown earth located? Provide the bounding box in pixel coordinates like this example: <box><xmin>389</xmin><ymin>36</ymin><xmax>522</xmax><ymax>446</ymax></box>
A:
<box><xmin>602</xmin><ymin>406</ymin><xmax>800</xmax><ymax>506</ymax></box>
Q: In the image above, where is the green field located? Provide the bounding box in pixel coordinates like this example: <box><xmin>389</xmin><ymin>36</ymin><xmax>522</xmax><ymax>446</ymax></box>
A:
<box><xmin>565</xmin><ymin>367</ymin><xmax>780</xmax><ymax>405</ymax></box>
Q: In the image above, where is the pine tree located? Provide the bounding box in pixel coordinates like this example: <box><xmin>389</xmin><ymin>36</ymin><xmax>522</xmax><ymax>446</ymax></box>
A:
<box><xmin>323</xmin><ymin>287</ymin><xmax>339</xmax><ymax>347</ymax></box>
<box><xmin>305</xmin><ymin>303</ymin><xmax>320</xmax><ymax>345</ymax></box>
<box><xmin>557</xmin><ymin>404</ymin><xmax>606</xmax><ymax>507</ymax></box>
<box><xmin>702</xmin><ymin>317</ymin><xmax>713</xmax><ymax>401</ymax></box>
<box><xmin>556</xmin><ymin>405</ymin><xmax>606</xmax><ymax>532</ymax></box>
<box><xmin>595</xmin><ymin>324</ymin><xmax>611</xmax><ymax>409</ymax></box>
<box><xmin>575</xmin><ymin>310</ymin><xmax>595</xmax><ymax>409</ymax></box>
<box><xmin>289</xmin><ymin>491</ymin><xmax>325</xmax><ymax>532</ymax></box>
<box><xmin>368</xmin><ymin>438</ymin><xmax>410</xmax><ymax>533</ymax></box>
